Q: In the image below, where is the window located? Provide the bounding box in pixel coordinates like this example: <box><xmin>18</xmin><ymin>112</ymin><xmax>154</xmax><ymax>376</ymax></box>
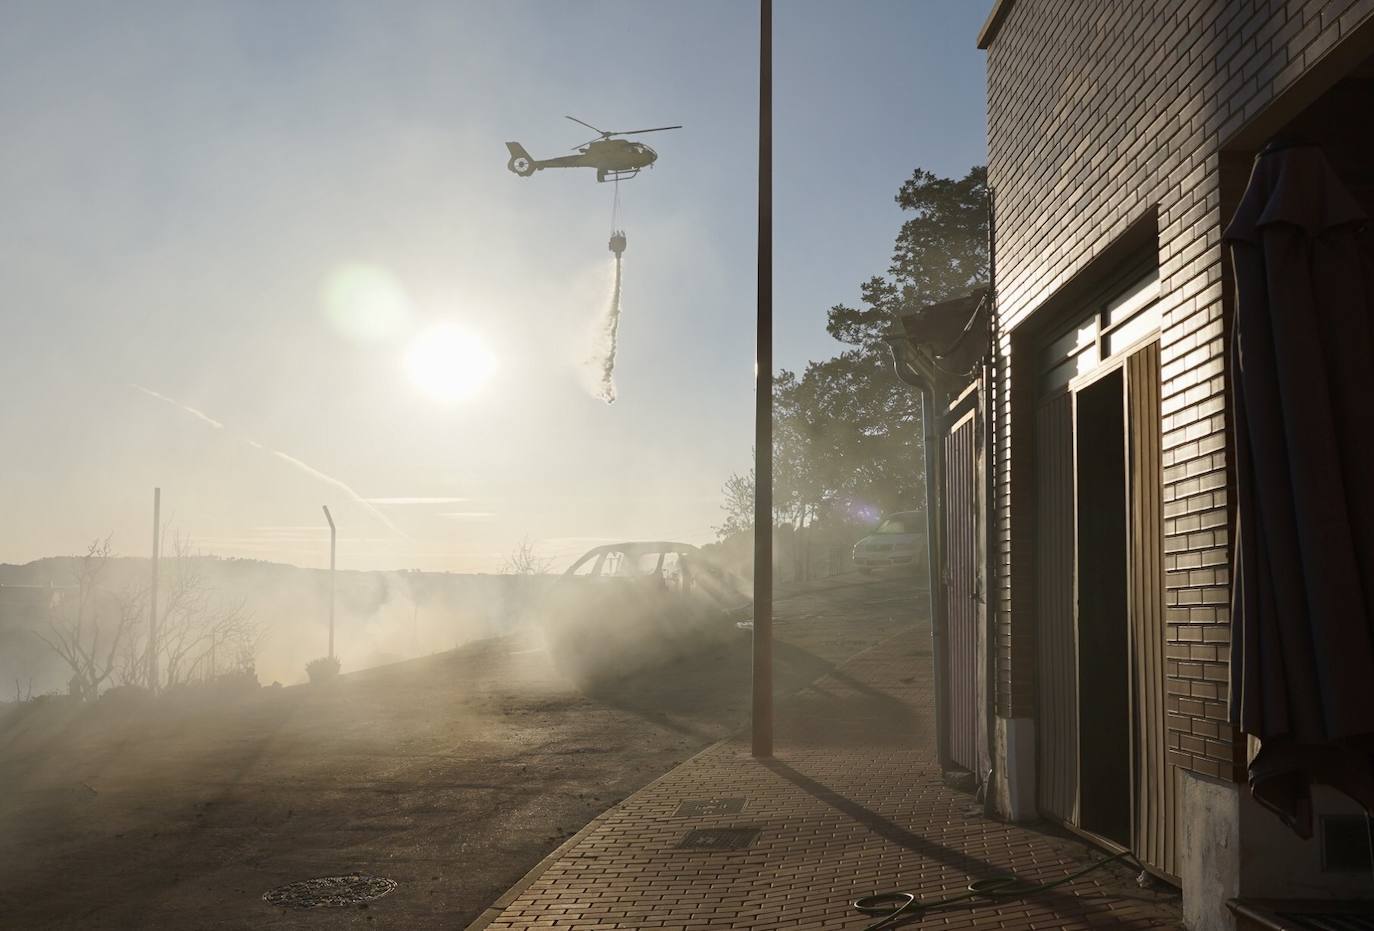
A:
<box><xmin>567</xmin><ymin>551</ymin><xmax>604</xmax><ymax>577</ymax></box>
<box><xmin>661</xmin><ymin>552</ymin><xmax>685</xmax><ymax>591</ymax></box>
<box><xmin>1038</xmin><ymin>267</ymin><xmax>1160</xmax><ymax>395</ymax></box>
<box><xmin>630</xmin><ymin>550</ymin><xmax>664</xmax><ymax>576</ymax></box>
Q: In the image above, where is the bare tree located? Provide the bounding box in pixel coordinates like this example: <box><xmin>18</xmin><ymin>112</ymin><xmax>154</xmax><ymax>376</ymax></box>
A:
<box><xmin>715</xmin><ymin>468</ymin><xmax>756</xmax><ymax>539</ymax></box>
<box><xmin>35</xmin><ymin>538</ymin><xmax>143</xmax><ymax>701</ymax></box>
<box><xmin>116</xmin><ymin>533</ymin><xmax>260</xmax><ymax>690</ymax></box>
<box><xmin>501</xmin><ymin>537</ymin><xmax>553</xmax><ymax>626</ymax></box>
<box><xmin>159</xmin><ymin>535</ymin><xmax>255</xmax><ymax>686</ymax></box>
<box><xmin>502</xmin><ymin>536</ymin><xmax>553</xmax><ymax>575</ymax></box>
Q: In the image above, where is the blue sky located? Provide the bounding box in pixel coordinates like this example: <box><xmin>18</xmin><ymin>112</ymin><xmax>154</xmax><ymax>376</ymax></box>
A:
<box><xmin>0</xmin><ymin>1</ymin><xmax>987</xmax><ymax>571</ymax></box>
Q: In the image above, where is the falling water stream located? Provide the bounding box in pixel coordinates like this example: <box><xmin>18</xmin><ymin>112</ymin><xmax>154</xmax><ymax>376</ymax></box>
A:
<box><xmin>585</xmin><ymin>180</ymin><xmax>626</xmax><ymax>404</ymax></box>
<box><xmin>591</xmin><ymin>251</ymin><xmax>624</xmax><ymax>404</ymax></box>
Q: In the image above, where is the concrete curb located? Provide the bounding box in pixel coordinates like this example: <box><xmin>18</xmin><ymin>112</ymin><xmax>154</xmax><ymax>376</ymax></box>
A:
<box><xmin>462</xmin><ymin>738</ymin><xmax>725</xmax><ymax>931</ymax></box>
<box><xmin>463</xmin><ymin>602</ymin><xmax>928</xmax><ymax>930</ymax></box>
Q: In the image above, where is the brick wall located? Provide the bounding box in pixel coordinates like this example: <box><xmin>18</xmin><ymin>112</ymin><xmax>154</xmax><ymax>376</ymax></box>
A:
<box><xmin>984</xmin><ymin>0</ymin><xmax>1374</xmax><ymax>787</ymax></box>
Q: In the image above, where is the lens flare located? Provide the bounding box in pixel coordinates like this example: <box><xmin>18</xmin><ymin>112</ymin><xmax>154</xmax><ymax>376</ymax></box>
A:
<box><xmin>404</xmin><ymin>323</ymin><xmax>497</xmax><ymax>402</ymax></box>
<box><xmin>322</xmin><ymin>264</ymin><xmax>411</xmax><ymax>342</ymax></box>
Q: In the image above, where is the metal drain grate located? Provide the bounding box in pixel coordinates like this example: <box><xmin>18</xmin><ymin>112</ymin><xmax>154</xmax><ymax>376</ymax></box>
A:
<box><xmin>677</xmin><ymin>826</ymin><xmax>760</xmax><ymax>851</ymax></box>
<box><xmin>263</xmin><ymin>875</ymin><xmax>397</xmax><ymax>908</ymax></box>
<box><xmin>674</xmin><ymin>797</ymin><xmax>746</xmax><ymax>818</ymax></box>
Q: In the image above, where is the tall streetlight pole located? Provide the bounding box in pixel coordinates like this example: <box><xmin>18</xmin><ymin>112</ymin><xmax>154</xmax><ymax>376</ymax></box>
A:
<box><xmin>752</xmin><ymin>0</ymin><xmax>774</xmax><ymax>759</ymax></box>
<box><xmin>322</xmin><ymin>505</ymin><xmax>336</xmax><ymax>661</ymax></box>
<box><xmin>147</xmin><ymin>487</ymin><xmax>161</xmax><ymax>692</ymax></box>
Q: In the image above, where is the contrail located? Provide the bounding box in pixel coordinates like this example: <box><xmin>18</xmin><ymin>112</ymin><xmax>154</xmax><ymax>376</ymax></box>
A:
<box><xmin>132</xmin><ymin>384</ymin><xmax>225</xmax><ymax>430</ymax></box>
<box><xmin>268</xmin><ymin>450</ymin><xmax>404</xmax><ymax>536</ymax></box>
<box><xmin>365</xmin><ymin>497</ymin><xmax>469</xmax><ymax>505</ymax></box>
<box><xmin>132</xmin><ymin>384</ymin><xmax>406</xmax><ymax>538</ymax></box>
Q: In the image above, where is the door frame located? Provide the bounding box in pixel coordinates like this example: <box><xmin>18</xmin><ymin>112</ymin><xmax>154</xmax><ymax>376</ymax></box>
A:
<box><xmin>1028</xmin><ymin>282</ymin><xmax>1169</xmax><ymax>865</ymax></box>
<box><xmin>941</xmin><ymin>386</ymin><xmax>985</xmax><ymax>777</ymax></box>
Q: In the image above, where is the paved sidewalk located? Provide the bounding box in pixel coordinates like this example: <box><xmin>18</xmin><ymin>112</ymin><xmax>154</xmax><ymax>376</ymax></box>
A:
<box><xmin>469</xmin><ymin>619</ymin><xmax>1183</xmax><ymax>930</ymax></box>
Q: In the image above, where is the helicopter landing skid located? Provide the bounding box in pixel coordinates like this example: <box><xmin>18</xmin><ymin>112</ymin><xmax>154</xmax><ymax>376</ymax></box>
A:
<box><xmin>596</xmin><ymin>168</ymin><xmax>641</xmax><ymax>183</ymax></box>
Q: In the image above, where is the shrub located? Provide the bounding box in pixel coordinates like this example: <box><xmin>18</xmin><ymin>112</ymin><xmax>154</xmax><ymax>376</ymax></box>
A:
<box><xmin>99</xmin><ymin>684</ymin><xmax>153</xmax><ymax>706</ymax></box>
<box><xmin>306</xmin><ymin>655</ymin><xmax>341</xmax><ymax>684</ymax></box>
<box><xmin>159</xmin><ymin>666</ymin><xmax>262</xmax><ymax>707</ymax></box>
<box><xmin>209</xmin><ymin>664</ymin><xmax>260</xmax><ymax>694</ymax></box>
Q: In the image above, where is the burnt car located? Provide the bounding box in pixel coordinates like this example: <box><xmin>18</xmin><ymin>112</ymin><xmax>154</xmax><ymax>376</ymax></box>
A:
<box><xmin>541</xmin><ymin>541</ymin><xmax>746</xmax><ymax>683</ymax></box>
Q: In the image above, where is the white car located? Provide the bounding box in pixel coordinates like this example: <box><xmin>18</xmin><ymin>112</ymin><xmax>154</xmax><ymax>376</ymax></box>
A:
<box><xmin>852</xmin><ymin>511</ymin><xmax>927</xmax><ymax>573</ymax></box>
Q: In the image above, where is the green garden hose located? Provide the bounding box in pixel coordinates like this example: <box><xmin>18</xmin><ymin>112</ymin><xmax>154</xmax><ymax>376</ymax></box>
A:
<box><xmin>852</xmin><ymin>848</ymin><xmax>1142</xmax><ymax>930</ymax></box>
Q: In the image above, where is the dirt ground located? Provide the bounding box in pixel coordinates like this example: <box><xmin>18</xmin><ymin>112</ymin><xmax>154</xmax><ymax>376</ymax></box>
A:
<box><xmin>0</xmin><ymin>574</ymin><xmax>925</xmax><ymax>930</ymax></box>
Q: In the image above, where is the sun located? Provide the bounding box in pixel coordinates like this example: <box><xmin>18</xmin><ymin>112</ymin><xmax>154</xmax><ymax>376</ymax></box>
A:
<box><xmin>404</xmin><ymin>323</ymin><xmax>498</xmax><ymax>402</ymax></box>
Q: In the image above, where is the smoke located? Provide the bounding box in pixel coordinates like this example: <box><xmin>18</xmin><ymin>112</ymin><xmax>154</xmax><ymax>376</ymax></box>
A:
<box><xmin>586</xmin><ymin>255</ymin><xmax>624</xmax><ymax>404</ymax></box>
<box><xmin>1</xmin><ymin>556</ymin><xmax>539</xmax><ymax>693</ymax></box>
<box><xmin>533</xmin><ymin>547</ymin><xmax>748</xmax><ymax>689</ymax></box>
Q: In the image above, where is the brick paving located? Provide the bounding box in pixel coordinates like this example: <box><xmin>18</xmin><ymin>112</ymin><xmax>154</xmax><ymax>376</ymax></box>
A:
<box><xmin>470</xmin><ymin>616</ymin><xmax>1182</xmax><ymax>930</ymax></box>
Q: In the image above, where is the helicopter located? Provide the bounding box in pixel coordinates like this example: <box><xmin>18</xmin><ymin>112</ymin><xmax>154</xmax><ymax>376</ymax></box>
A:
<box><xmin>506</xmin><ymin>116</ymin><xmax>681</xmax><ymax>183</ymax></box>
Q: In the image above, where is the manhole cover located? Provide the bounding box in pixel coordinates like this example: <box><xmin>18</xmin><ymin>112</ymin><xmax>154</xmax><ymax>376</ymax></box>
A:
<box><xmin>677</xmin><ymin>827</ymin><xmax>760</xmax><ymax>851</ymax></box>
<box><xmin>263</xmin><ymin>875</ymin><xmax>397</xmax><ymax>908</ymax></box>
<box><xmin>674</xmin><ymin>797</ymin><xmax>746</xmax><ymax>818</ymax></box>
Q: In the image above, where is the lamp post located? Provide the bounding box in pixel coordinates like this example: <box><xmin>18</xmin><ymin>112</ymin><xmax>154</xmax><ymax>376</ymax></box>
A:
<box><xmin>752</xmin><ymin>0</ymin><xmax>774</xmax><ymax>759</ymax></box>
<box><xmin>148</xmin><ymin>487</ymin><xmax>160</xmax><ymax>692</ymax></box>
<box><xmin>322</xmin><ymin>505</ymin><xmax>336</xmax><ymax>661</ymax></box>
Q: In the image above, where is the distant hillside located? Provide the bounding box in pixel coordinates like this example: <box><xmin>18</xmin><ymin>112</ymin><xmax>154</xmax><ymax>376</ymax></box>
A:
<box><xmin>1</xmin><ymin>556</ymin><xmax>547</xmax><ymax>698</ymax></box>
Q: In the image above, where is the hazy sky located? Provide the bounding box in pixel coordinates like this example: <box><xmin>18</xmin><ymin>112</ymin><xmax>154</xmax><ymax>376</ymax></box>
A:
<box><xmin>1</xmin><ymin>1</ymin><xmax>987</xmax><ymax>572</ymax></box>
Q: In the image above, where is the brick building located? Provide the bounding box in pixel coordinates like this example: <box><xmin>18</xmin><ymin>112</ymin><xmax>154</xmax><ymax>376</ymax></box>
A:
<box><xmin>893</xmin><ymin>2</ymin><xmax>1374</xmax><ymax>927</ymax></box>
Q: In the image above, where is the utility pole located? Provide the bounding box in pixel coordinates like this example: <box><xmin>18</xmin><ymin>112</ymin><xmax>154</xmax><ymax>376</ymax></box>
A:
<box><xmin>323</xmin><ymin>506</ymin><xmax>336</xmax><ymax>660</ymax></box>
<box><xmin>752</xmin><ymin>0</ymin><xmax>774</xmax><ymax>759</ymax></box>
<box><xmin>148</xmin><ymin>487</ymin><xmax>160</xmax><ymax>692</ymax></box>
<box><xmin>405</xmin><ymin>570</ymin><xmax>422</xmax><ymax>656</ymax></box>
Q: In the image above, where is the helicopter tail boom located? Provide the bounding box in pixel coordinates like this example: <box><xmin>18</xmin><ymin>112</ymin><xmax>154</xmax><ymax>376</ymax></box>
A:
<box><xmin>505</xmin><ymin>142</ymin><xmax>537</xmax><ymax>177</ymax></box>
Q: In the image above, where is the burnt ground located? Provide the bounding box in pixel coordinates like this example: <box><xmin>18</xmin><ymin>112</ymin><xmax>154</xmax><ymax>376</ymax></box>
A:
<box><xmin>0</xmin><ymin>574</ymin><xmax>924</xmax><ymax>930</ymax></box>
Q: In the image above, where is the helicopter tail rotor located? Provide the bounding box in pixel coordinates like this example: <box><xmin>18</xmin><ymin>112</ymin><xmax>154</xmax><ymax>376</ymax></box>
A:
<box><xmin>505</xmin><ymin>142</ymin><xmax>537</xmax><ymax>177</ymax></box>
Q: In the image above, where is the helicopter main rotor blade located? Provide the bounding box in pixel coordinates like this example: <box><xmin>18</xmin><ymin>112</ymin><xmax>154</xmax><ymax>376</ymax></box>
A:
<box><xmin>607</xmin><ymin>125</ymin><xmax>683</xmax><ymax>136</ymax></box>
<box><xmin>565</xmin><ymin>115</ymin><xmax>606</xmax><ymax>135</ymax></box>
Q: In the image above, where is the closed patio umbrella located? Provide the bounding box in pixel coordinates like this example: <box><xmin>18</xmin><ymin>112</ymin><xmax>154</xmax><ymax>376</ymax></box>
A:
<box><xmin>1225</xmin><ymin>139</ymin><xmax>1374</xmax><ymax>838</ymax></box>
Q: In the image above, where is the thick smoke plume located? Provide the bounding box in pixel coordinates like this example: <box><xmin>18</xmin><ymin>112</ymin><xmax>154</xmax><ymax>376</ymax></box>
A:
<box><xmin>1</xmin><ymin>556</ymin><xmax>539</xmax><ymax>693</ymax></box>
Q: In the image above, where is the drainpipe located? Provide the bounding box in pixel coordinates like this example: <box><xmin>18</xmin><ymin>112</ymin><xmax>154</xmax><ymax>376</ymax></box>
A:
<box><xmin>982</xmin><ymin>189</ymin><xmax>1001</xmax><ymax>815</ymax></box>
<box><xmin>979</xmin><ymin>332</ymin><xmax>998</xmax><ymax>812</ymax></box>
<box><xmin>889</xmin><ymin>340</ymin><xmax>950</xmax><ymax>770</ymax></box>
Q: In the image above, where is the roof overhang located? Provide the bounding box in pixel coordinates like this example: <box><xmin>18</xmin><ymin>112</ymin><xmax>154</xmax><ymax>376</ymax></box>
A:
<box><xmin>977</xmin><ymin>0</ymin><xmax>1014</xmax><ymax>50</ymax></box>
<box><xmin>884</xmin><ymin>288</ymin><xmax>991</xmax><ymax>396</ymax></box>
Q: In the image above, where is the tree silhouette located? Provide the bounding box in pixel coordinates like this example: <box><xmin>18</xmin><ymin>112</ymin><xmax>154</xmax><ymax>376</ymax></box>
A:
<box><xmin>719</xmin><ymin>165</ymin><xmax>988</xmax><ymax>534</ymax></box>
